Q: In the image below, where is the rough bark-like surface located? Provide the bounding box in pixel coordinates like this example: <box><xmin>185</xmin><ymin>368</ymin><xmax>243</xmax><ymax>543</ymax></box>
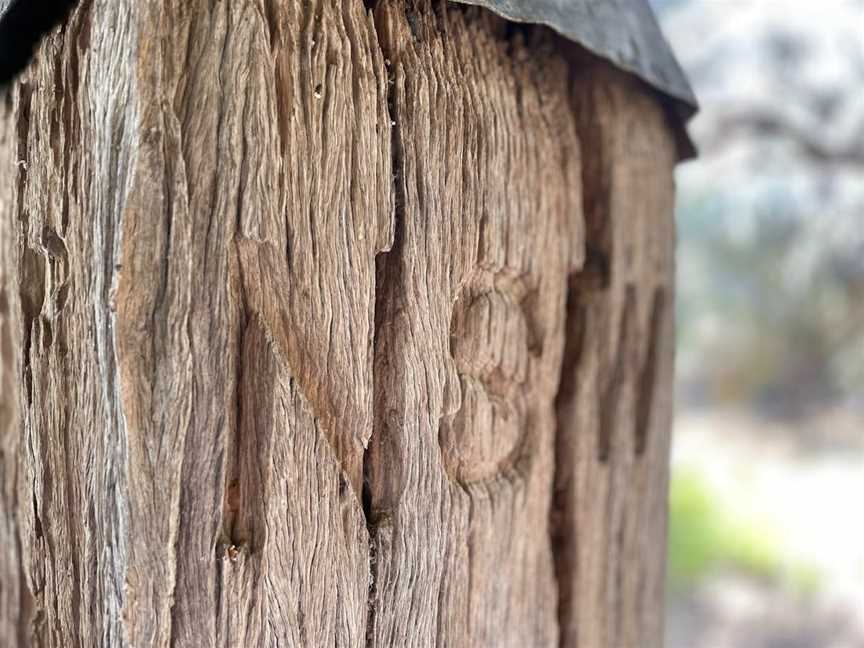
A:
<box><xmin>0</xmin><ymin>1</ymin><xmax>679</xmax><ymax>647</ymax></box>
<box><xmin>551</xmin><ymin>55</ymin><xmax>678</xmax><ymax>648</ymax></box>
<box><xmin>367</xmin><ymin>6</ymin><xmax>583</xmax><ymax>647</ymax></box>
<box><xmin>0</xmin><ymin>90</ymin><xmax>26</xmax><ymax>648</ymax></box>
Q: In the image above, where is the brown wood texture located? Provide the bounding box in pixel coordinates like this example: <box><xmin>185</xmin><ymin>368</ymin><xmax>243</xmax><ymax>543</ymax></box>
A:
<box><xmin>0</xmin><ymin>1</ymin><xmax>679</xmax><ymax>646</ymax></box>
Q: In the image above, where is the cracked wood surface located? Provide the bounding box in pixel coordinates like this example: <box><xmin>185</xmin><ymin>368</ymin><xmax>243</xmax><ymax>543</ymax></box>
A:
<box><xmin>0</xmin><ymin>1</ymin><xmax>678</xmax><ymax>646</ymax></box>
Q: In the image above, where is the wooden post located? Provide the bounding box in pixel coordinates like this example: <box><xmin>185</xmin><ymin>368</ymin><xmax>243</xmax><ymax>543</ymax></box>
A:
<box><xmin>0</xmin><ymin>1</ymin><xmax>683</xmax><ymax>646</ymax></box>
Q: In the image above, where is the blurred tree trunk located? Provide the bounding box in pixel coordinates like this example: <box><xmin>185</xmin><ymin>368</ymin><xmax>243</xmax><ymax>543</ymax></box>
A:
<box><xmin>0</xmin><ymin>1</ymin><xmax>678</xmax><ymax>646</ymax></box>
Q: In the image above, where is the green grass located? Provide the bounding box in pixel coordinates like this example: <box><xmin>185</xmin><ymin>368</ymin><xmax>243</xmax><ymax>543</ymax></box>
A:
<box><xmin>667</xmin><ymin>467</ymin><xmax>819</xmax><ymax>593</ymax></box>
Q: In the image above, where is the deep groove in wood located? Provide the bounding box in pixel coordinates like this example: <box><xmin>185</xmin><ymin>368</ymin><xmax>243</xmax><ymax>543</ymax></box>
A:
<box><xmin>635</xmin><ymin>286</ymin><xmax>666</xmax><ymax>456</ymax></box>
<box><xmin>365</xmin><ymin>5</ymin><xmax>405</xmax><ymax>642</ymax></box>
<box><xmin>551</xmin><ymin>277</ymin><xmax>588</xmax><ymax>647</ymax></box>
<box><xmin>598</xmin><ymin>284</ymin><xmax>637</xmax><ymax>462</ymax></box>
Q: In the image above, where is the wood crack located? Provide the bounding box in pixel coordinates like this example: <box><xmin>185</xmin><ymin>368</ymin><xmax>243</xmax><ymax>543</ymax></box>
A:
<box><xmin>364</xmin><ymin>4</ymin><xmax>405</xmax><ymax>644</ymax></box>
<box><xmin>598</xmin><ymin>284</ymin><xmax>636</xmax><ymax>462</ymax></box>
<box><xmin>550</xmin><ymin>274</ymin><xmax>588</xmax><ymax>644</ymax></box>
<box><xmin>634</xmin><ymin>287</ymin><xmax>666</xmax><ymax>456</ymax></box>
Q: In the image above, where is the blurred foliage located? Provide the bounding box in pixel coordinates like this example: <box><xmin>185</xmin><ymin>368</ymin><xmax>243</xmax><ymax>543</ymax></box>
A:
<box><xmin>667</xmin><ymin>468</ymin><xmax>819</xmax><ymax>593</ymax></box>
<box><xmin>658</xmin><ymin>1</ymin><xmax>863</xmax><ymax>642</ymax></box>
<box><xmin>668</xmin><ymin>468</ymin><xmax>779</xmax><ymax>587</ymax></box>
<box><xmin>675</xmin><ymin>189</ymin><xmax>864</xmax><ymax>418</ymax></box>
<box><xmin>654</xmin><ymin>0</ymin><xmax>864</xmax><ymax>420</ymax></box>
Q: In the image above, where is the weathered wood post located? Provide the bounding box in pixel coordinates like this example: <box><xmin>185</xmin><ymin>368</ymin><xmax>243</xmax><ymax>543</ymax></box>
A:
<box><xmin>0</xmin><ymin>1</ymin><xmax>695</xmax><ymax>646</ymax></box>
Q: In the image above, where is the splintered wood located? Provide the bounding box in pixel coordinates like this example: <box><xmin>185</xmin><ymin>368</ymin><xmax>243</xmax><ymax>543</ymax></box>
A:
<box><xmin>0</xmin><ymin>1</ymin><xmax>678</xmax><ymax>646</ymax></box>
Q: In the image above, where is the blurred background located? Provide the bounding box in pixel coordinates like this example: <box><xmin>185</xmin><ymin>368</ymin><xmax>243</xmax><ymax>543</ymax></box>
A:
<box><xmin>649</xmin><ymin>1</ymin><xmax>864</xmax><ymax>646</ymax></box>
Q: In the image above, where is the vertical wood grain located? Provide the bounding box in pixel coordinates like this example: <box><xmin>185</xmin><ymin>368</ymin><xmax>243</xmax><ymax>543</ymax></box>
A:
<box><xmin>0</xmin><ymin>1</ymin><xmax>679</xmax><ymax>646</ymax></box>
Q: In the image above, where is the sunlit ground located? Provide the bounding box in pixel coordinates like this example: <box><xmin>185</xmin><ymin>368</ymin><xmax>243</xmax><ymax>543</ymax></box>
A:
<box><xmin>666</xmin><ymin>410</ymin><xmax>864</xmax><ymax>648</ymax></box>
